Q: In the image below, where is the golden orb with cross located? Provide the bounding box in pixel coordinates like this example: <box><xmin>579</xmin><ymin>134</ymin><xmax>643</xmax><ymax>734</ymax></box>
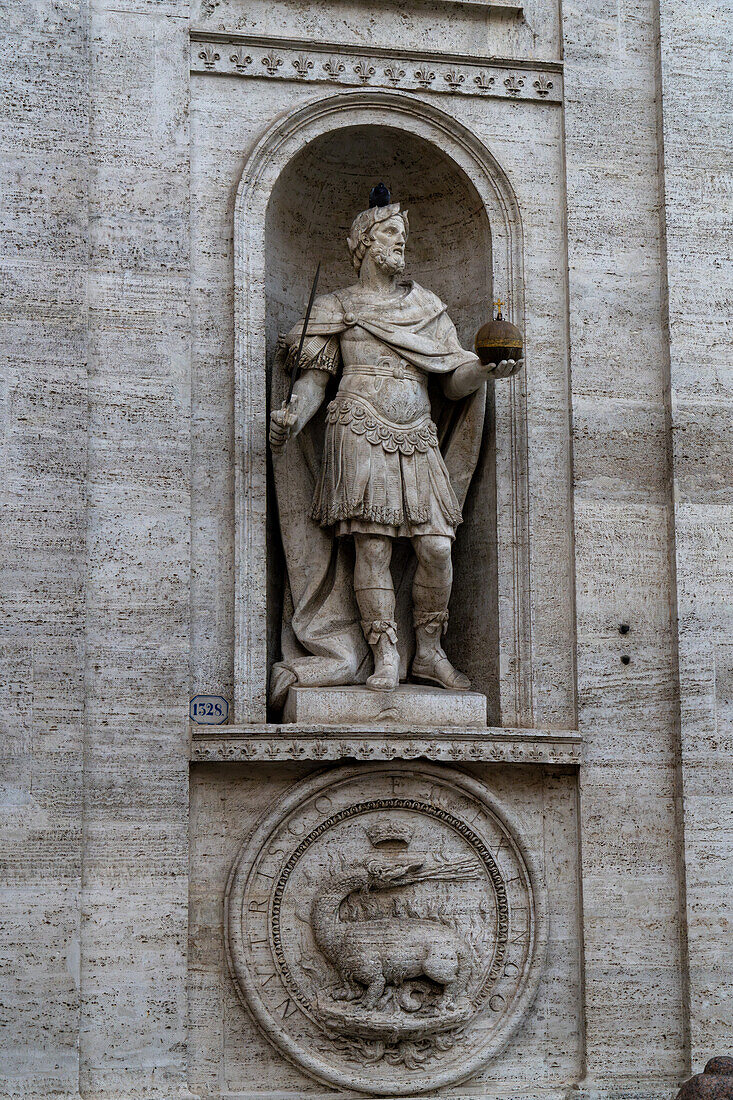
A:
<box><xmin>475</xmin><ymin>299</ymin><xmax>523</xmax><ymax>366</ymax></box>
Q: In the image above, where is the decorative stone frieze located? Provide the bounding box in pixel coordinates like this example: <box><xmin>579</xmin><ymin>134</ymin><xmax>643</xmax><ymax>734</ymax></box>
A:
<box><xmin>190</xmin><ymin>724</ymin><xmax>582</xmax><ymax>764</ymax></box>
<box><xmin>225</xmin><ymin>764</ymin><xmax>547</xmax><ymax>1094</ymax></box>
<box><xmin>202</xmin><ymin>0</ymin><xmax>524</xmax><ymax>13</ymax></box>
<box><xmin>189</xmin><ymin>32</ymin><xmax>564</xmax><ymax>104</ymax></box>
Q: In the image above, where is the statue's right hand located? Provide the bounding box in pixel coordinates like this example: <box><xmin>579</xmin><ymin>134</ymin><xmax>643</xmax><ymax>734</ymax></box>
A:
<box><xmin>269</xmin><ymin>396</ymin><xmax>299</xmax><ymax>453</ymax></box>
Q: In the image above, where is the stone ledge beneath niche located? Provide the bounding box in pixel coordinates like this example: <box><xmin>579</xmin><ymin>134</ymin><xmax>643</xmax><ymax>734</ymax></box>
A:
<box><xmin>189</xmin><ymin>725</ymin><xmax>581</xmax><ymax>764</ymax></box>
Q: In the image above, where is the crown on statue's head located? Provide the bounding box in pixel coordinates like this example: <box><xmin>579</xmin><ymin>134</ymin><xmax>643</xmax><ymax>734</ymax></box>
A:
<box><xmin>366</xmin><ymin>821</ymin><xmax>414</xmax><ymax>849</ymax></box>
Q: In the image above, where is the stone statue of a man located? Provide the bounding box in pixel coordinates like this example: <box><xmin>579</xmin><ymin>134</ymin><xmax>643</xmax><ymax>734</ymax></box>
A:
<box><xmin>269</xmin><ymin>193</ymin><xmax>521</xmax><ymax>703</ymax></box>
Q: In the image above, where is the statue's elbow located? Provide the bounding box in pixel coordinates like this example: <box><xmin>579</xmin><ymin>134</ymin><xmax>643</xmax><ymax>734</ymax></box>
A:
<box><xmin>442</xmin><ymin>376</ymin><xmax>463</xmax><ymax>402</ymax></box>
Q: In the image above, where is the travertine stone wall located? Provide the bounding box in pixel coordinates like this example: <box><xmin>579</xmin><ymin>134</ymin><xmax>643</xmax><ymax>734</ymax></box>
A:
<box><xmin>563</xmin><ymin>0</ymin><xmax>689</xmax><ymax>1086</ymax></box>
<box><xmin>0</xmin><ymin>1</ymin><xmax>89</xmax><ymax>1094</ymax></box>
<box><xmin>79</xmin><ymin>0</ymin><xmax>192</xmax><ymax>1095</ymax></box>
<box><xmin>200</xmin><ymin>0</ymin><xmax>561</xmax><ymax>63</ymax></box>
<box><xmin>0</xmin><ymin>0</ymin><xmax>731</xmax><ymax>1095</ymax></box>
<box><xmin>658</xmin><ymin>0</ymin><xmax>733</xmax><ymax>1063</ymax></box>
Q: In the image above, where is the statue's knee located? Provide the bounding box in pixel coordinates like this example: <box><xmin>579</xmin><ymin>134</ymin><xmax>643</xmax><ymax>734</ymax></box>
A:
<box><xmin>356</xmin><ymin>534</ymin><xmax>391</xmax><ymax>572</ymax></box>
<box><xmin>416</xmin><ymin>536</ymin><xmax>452</xmax><ymax>573</ymax></box>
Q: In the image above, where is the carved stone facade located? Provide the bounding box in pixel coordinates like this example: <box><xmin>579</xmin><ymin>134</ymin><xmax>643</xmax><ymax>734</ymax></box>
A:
<box><xmin>1</xmin><ymin>0</ymin><xmax>731</xmax><ymax>1097</ymax></box>
<box><xmin>191</xmin><ymin>762</ymin><xmax>579</xmax><ymax>1095</ymax></box>
<box><xmin>225</xmin><ymin>765</ymin><xmax>545</xmax><ymax>1094</ymax></box>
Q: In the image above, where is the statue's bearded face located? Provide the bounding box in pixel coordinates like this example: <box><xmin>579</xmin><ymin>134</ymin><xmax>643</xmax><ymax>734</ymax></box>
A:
<box><xmin>368</xmin><ymin>214</ymin><xmax>407</xmax><ymax>275</ymax></box>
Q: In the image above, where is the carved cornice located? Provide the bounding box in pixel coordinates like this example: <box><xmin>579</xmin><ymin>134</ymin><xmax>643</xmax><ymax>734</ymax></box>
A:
<box><xmin>190</xmin><ymin>32</ymin><xmax>563</xmax><ymax>104</ymax></box>
<box><xmin>202</xmin><ymin>0</ymin><xmax>523</xmax><ymax>16</ymax></box>
<box><xmin>189</xmin><ymin>725</ymin><xmax>582</xmax><ymax>764</ymax></box>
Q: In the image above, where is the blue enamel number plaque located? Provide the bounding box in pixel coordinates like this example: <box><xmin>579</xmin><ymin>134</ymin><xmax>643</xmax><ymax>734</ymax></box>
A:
<box><xmin>189</xmin><ymin>695</ymin><xmax>229</xmax><ymax>725</ymax></box>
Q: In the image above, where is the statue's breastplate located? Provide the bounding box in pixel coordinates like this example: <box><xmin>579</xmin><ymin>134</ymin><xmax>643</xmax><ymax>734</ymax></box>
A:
<box><xmin>338</xmin><ymin>329</ymin><xmax>431</xmax><ymax>424</ymax></box>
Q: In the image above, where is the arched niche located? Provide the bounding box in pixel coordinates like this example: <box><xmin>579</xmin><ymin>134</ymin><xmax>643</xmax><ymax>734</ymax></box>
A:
<box><xmin>265</xmin><ymin>124</ymin><xmax>498</xmax><ymax>715</ymax></box>
<box><xmin>234</xmin><ymin>91</ymin><xmax>532</xmax><ymax>728</ymax></box>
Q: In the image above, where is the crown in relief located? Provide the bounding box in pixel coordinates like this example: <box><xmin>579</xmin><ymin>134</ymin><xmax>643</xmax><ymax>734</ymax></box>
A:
<box><xmin>366</xmin><ymin>821</ymin><xmax>414</xmax><ymax>849</ymax></box>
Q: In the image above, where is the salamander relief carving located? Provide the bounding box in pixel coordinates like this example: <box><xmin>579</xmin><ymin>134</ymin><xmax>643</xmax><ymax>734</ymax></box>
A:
<box><xmin>310</xmin><ymin>847</ymin><xmax>476</xmax><ymax>1037</ymax></box>
<box><xmin>225</xmin><ymin>765</ymin><xmax>546</xmax><ymax>1095</ymax></box>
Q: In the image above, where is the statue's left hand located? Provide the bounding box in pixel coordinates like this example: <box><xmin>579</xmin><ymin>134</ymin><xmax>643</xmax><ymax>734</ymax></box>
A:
<box><xmin>484</xmin><ymin>358</ymin><xmax>524</xmax><ymax>379</ymax></box>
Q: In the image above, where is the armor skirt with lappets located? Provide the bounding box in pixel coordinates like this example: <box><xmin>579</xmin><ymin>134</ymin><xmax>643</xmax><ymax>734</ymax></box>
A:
<box><xmin>311</xmin><ymin>395</ymin><xmax>463</xmax><ymax>540</ymax></box>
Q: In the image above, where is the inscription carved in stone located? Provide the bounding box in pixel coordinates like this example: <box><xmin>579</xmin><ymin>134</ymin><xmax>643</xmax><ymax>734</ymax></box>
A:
<box><xmin>226</xmin><ymin>764</ymin><xmax>547</xmax><ymax>1094</ymax></box>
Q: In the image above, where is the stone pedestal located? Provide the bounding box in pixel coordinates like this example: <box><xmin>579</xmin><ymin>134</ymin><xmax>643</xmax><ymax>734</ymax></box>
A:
<box><xmin>282</xmin><ymin>683</ymin><xmax>488</xmax><ymax>727</ymax></box>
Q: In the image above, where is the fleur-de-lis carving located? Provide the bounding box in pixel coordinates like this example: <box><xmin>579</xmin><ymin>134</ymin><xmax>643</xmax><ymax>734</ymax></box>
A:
<box><xmin>383</xmin><ymin>64</ymin><xmax>406</xmax><ymax>85</ymax></box>
<box><xmin>198</xmin><ymin>44</ymin><xmax>220</xmax><ymax>70</ymax></box>
<box><xmin>229</xmin><ymin>46</ymin><xmax>252</xmax><ymax>73</ymax></box>
<box><xmin>323</xmin><ymin>58</ymin><xmax>346</xmax><ymax>79</ymax></box>
<box><xmin>414</xmin><ymin>66</ymin><xmax>436</xmax><ymax>87</ymax></box>
<box><xmin>292</xmin><ymin>54</ymin><xmax>314</xmax><ymax>79</ymax></box>
<box><xmin>504</xmin><ymin>75</ymin><xmax>525</xmax><ymax>96</ymax></box>
<box><xmin>354</xmin><ymin>60</ymin><xmax>376</xmax><ymax>83</ymax></box>
<box><xmin>474</xmin><ymin>71</ymin><xmax>495</xmax><ymax>92</ymax></box>
<box><xmin>261</xmin><ymin>51</ymin><xmax>283</xmax><ymax>75</ymax></box>
<box><xmin>444</xmin><ymin>69</ymin><xmax>465</xmax><ymax>91</ymax></box>
<box><xmin>533</xmin><ymin>74</ymin><xmax>554</xmax><ymax>97</ymax></box>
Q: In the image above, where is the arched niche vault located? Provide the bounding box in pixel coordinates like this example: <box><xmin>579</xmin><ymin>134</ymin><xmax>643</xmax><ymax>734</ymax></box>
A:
<box><xmin>234</xmin><ymin>92</ymin><xmax>531</xmax><ymax>728</ymax></box>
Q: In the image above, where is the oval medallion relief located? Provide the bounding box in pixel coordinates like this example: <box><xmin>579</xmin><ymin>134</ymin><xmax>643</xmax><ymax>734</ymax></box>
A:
<box><xmin>225</xmin><ymin>764</ymin><xmax>547</xmax><ymax>1095</ymax></box>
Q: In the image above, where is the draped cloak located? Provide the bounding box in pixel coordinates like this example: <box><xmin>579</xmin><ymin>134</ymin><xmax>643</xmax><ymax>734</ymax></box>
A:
<box><xmin>269</xmin><ymin>281</ymin><xmax>486</xmax><ymax>710</ymax></box>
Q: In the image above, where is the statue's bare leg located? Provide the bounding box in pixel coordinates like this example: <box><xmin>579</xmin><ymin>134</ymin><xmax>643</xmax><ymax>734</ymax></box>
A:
<box><xmin>411</xmin><ymin>535</ymin><xmax>471</xmax><ymax>691</ymax></box>
<box><xmin>353</xmin><ymin>534</ymin><xmax>400</xmax><ymax>692</ymax></box>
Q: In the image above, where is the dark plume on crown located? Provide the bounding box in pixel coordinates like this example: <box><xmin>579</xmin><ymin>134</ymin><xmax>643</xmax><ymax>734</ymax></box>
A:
<box><xmin>369</xmin><ymin>182</ymin><xmax>391</xmax><ymax>208</ymax></box>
